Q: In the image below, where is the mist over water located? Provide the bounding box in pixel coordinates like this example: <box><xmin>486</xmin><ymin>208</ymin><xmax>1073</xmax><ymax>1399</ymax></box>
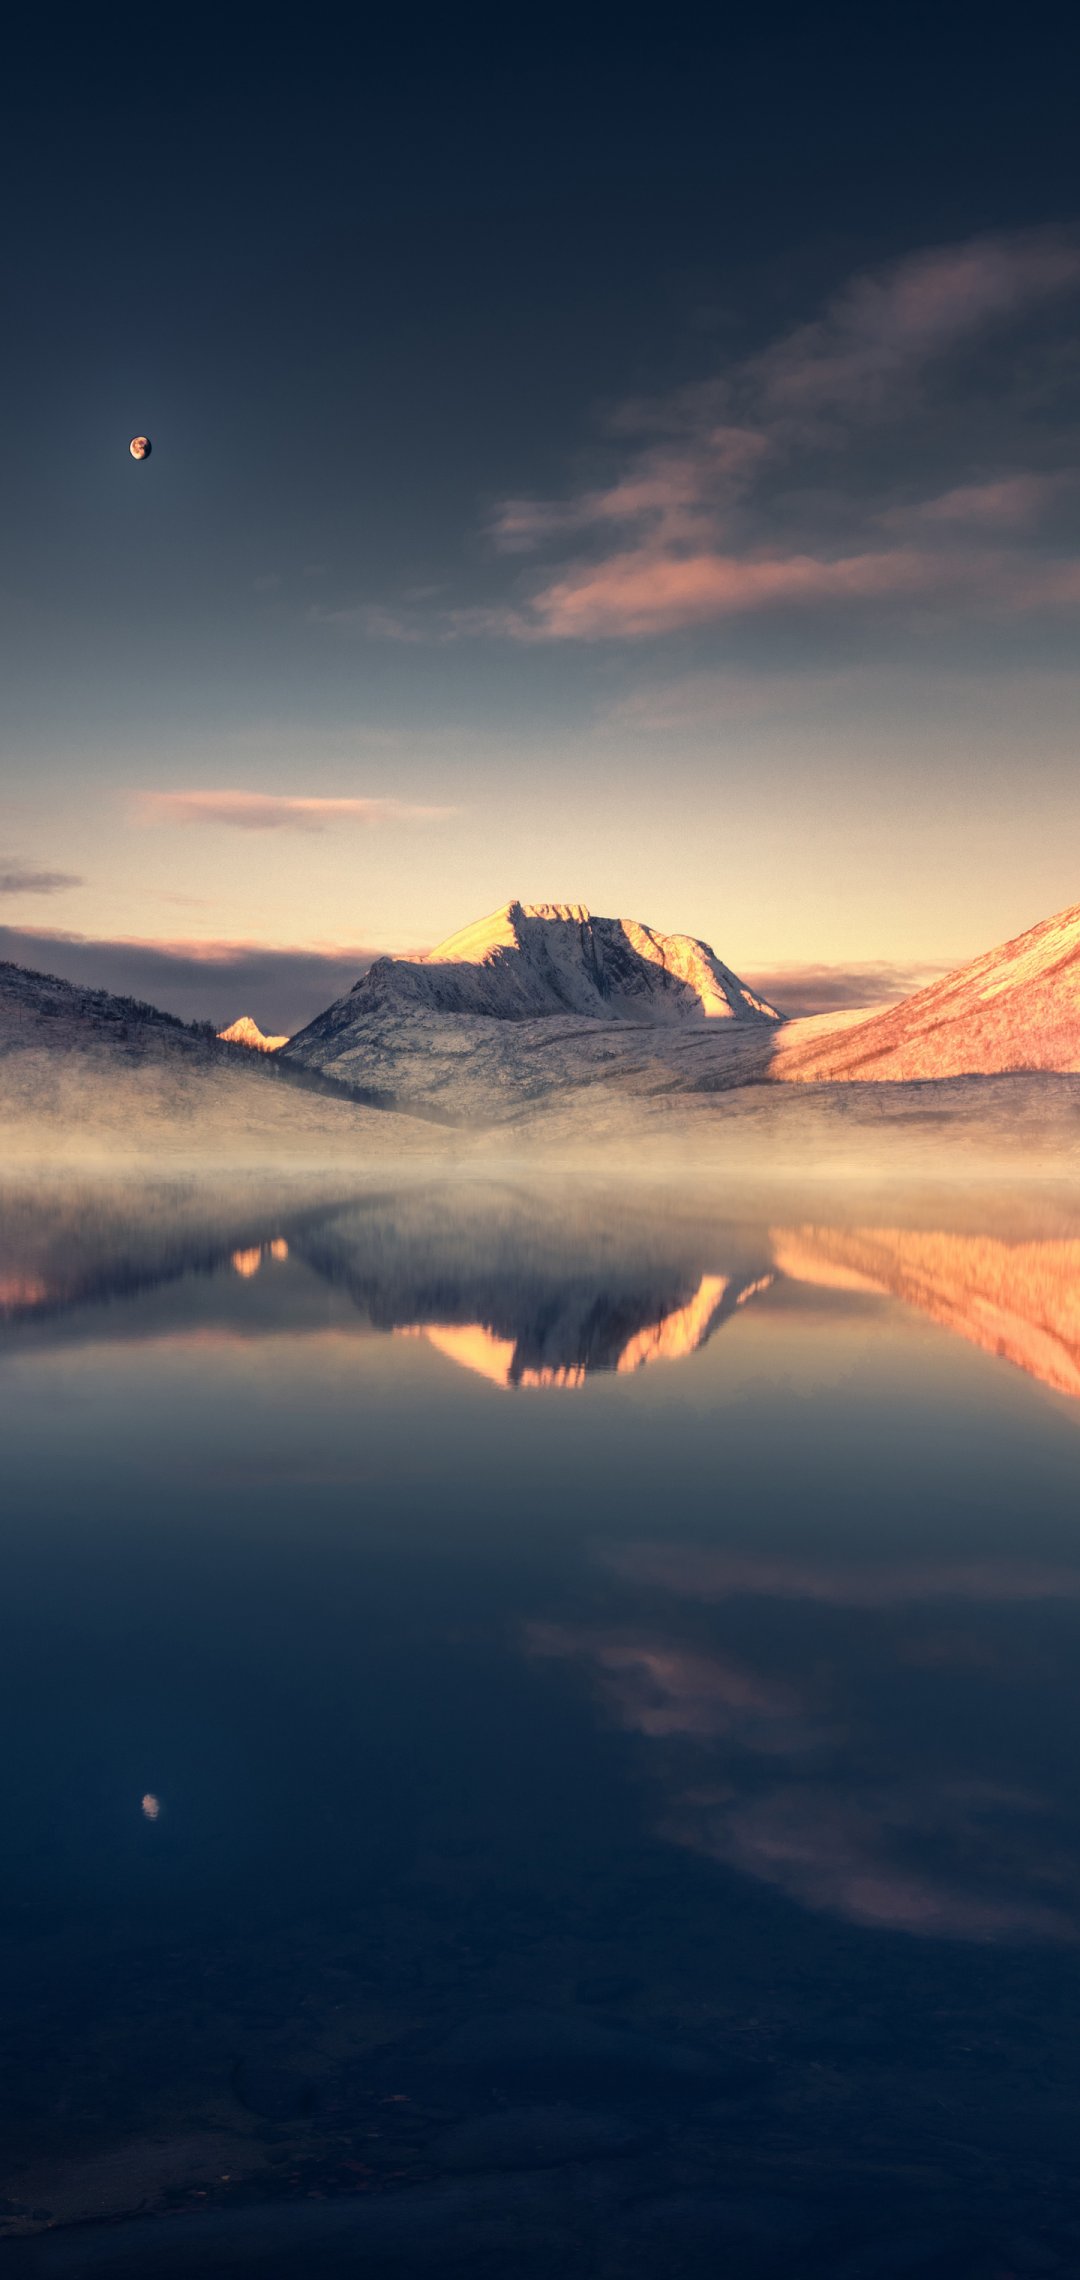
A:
<box><xmin>3</xmin><ymin>1170</ymin><xmax>1080</xmax><ymax>2276</ymax></box>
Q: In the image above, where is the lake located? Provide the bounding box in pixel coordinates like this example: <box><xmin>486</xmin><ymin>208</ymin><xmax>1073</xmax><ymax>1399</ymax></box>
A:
<box><xmin>2</xmin><ymin>1170</ymin><xmax>1080</xmax><ymax>2276</ymax></box>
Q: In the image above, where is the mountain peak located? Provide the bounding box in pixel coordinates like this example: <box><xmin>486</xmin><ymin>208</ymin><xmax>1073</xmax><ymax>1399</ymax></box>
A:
<box><xmin>310</xmin><ymin>901</ymin><xmax>781</xmax><ymax>1034</ymax></box>
<box><xmin>218</xmin><ymin>1015</ymin><xmax>289</xmax><ymax>1053</ymax></box>
<box><xmin>403</xmin><ymin>901</ymin><xmax>595</xmax><ymax>970</ymax></box>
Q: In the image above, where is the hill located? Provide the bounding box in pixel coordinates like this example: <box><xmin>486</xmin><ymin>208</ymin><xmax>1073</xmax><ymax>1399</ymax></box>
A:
<box><xmin>0</xmin><ymin>959</ymin><xmax>430</xmax><ymax>1163</ymax></box>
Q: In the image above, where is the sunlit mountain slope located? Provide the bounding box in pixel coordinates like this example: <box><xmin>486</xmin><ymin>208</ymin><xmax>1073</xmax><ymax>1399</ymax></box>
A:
<box><xmin>776</xmin><ymin>900</ymin><xmax>1080</xmax><ymax>1083</ymax></box>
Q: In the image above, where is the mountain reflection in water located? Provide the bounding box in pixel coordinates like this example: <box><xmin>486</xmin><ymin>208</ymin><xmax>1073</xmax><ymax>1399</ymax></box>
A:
<box><xmin>4</xmin><ymin>1173</ymin><xmax>1080</xmax><ymax>2272</ymax></box>
<box><xmin>4</xmin><ymin>1178</ymin><xmax>1080</xmax><ymax>1404</ymax></box>
<box><xmin>772</xmin><ymin>1225</ymin><xmax>1080</xmax><ymax>1401</ymax></box>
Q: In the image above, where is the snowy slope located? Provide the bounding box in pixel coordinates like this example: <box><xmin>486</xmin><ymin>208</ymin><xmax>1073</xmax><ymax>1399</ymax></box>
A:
<box><xmin>775</xmin><ymin>900</ymin><xmax>1080</xmax><ymax>1083</ymax></box>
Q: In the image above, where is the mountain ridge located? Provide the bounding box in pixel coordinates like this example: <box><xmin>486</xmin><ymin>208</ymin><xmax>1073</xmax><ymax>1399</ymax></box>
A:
<box><xmin>327</xmin><ymin>901</ymin><xmax>783</xmax><ymax>1026</ymax></box>
<box><xmin>5</xmin><ymin>891</ymin><xmax>1080</xmax><ymax>1144</ymax></box>
<box><xmin>280</xmin><ymin>900</ymin><xmax>783</xmax><ymax>1107</ymax></box>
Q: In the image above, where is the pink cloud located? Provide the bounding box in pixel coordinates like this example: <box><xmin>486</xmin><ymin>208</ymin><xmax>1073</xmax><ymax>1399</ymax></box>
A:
<box><xmin>526</xmin><ymin>1624</ymin><xmax>801</xmax><ymax>1742</ymax></box>
<box><xmin>524</xmin><ymin>544</ymin><xmax>951</xmax><ymax>640</ymax></box>
<box><xmin>488</xmin><ymin>427</ymin><xmax>769</xmax><ymax>556</ymax></box>
<box><xmin>753</xmin><ymin>229</ymin><xmax>1080</xmax><ymax>418</ymax></box>
<box><xmin>513</xmin><ymin>540</ymin><xmax>1080</xmax><ymax>641</ymax></box>
<box><xmin>135</xmin><ymin>790</ymin><xmax>455</xmax><ymax>830</ymax></box>
<box><xmin>675</xmin><ymin>1783</ymin><xmax>1074</xmax><ymax>1941</ymax></box>
<box><xmin>527</xmin><ymin>1611</ymin><xmax>1079</xmax><ymax>1942</ymax></box>
<box><xmin>349</xmin><ymin>226</ymin><xmax>1080</xmax><ymax>647</ymax></box>
<box><xmin>897</xmin><ymin>474</ymin><xmax>1073</xmax><ymax>529</ymax></box>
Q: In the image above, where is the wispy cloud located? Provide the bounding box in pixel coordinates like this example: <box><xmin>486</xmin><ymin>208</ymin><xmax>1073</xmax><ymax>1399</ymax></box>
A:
<box><xmin>527</xmin><ymin>1624</ymin><xmax>804</xmax><ymax>1746</ymax></box>
<box><xmin>748</xmin><ymin>229</ymin><xmax>1080</xmax><ymax>420</ymax></box>
<box><xmin>608</xmin><ymin>1545</ymin><xmax>1080</xmax><ymax>1608</ymax></box>
<box><xmin>897</xmin><ymin>474</ymin><xmax>1072</xmax><ymax>529</ymax></box>
<box><xmin>135</xmin><ymin>790</ymin><xmax>456</xmax><ymax>830</ymax></box>
<box><xmin>0</xmin><ymin>861</ymin><xmax>83</xmax><ymax>896</ymax></box>
<box><xmin>534</xmin><ymin>1595</ymin><xmax>1080</xmax><ymax>1940</ymax></box>
<box><xmin>521</xmin><ymin>544</ymin><xmax>953</xmax><ymax>641</ymax></box>
<box><xmin>674</xmin><ymin>1780</ymin><xmax>1074</xmax><ymax>1941</ymax></box>
<box><xmin>354</xmin><ymin>225</ymin><xmax>1080</xmax><ymax>646</ymax></box>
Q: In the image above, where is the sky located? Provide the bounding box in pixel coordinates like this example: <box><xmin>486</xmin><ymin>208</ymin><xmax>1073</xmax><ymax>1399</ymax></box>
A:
<box><xmin>2</xmin><ymin>3</ymin><xmax>1079</xmax><ymax>1030</ymax></box>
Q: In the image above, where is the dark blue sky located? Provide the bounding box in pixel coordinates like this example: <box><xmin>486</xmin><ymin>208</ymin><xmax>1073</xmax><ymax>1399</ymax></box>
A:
<box><xmin>3</xmin><ymin>4</ymin><xmax>1079</xmax><ymax>1027</ymax></box>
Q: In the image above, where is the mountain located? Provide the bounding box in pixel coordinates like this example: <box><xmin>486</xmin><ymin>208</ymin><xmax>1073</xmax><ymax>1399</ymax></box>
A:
<box><xmin>358</xmin><ymin>903</ymin><xmax>780</xmax><ymax>1022</ymax></box>
<box><xmin>281</xmin><ymin>901</ymin><xmax>782</xmax><ymax>1112</ymax></box>
<box><xmin>777</xmin><ymin>899</ymin><xmax>1080</xmax><ymax>1083</ymax></box>
<box><xmin>0</xmin><ymin>959</ymin><xmax>427</xmax><ymax>1162</ymax></box>
<box><xmin>9</xmin><ymin>891</ymin><xmax>1080</xmax><ymax>1158</ymax></box>
<box><xmin>218</xmin><ymin>1015</ymin><xmax>290</xmax><ymax>1052</ymax></box>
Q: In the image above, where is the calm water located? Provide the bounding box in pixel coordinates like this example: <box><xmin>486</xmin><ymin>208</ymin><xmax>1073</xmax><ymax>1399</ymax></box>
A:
<box><xmin>2</xmin><ymin>1174</ymin><xmax>1080</xmax><ymax>2277</ymax></box>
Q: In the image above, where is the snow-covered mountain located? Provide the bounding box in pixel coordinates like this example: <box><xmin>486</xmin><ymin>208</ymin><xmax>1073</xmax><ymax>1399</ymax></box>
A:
<box><xmin>777</xmin><ymin>900</ymin><xmax>1080</xmax><ymax>1083</ymax></box>
<box><xmin>218</xmin><ymin>1015</ymin><xmax>289</xmax><ymax>1052</ymax></box>
<box><xmin>360</xmin><ymin>903</ymin><xmax>780</xmax><ymax>1022</ymax></box>
<box><xmin>280</xmin><ymin>900</ymin><xmax>781</xmax><ymax>1110</ymax></box>
<box><xmin>8</xmin><ymin>890</ymin><xmax>1080</xmax><ymax>1151</ymax></box>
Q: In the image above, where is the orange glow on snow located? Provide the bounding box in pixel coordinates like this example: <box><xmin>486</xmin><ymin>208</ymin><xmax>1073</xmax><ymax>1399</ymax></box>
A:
<box><xmin>616</xmin><ymin>1275</ymin><xmax>731</xmax><ymax>1372</ymax></box>
<box><xmin>771</xmin><ymin>1227</ymin><xmax>1080</xmax><ymax>1399</ymax></box>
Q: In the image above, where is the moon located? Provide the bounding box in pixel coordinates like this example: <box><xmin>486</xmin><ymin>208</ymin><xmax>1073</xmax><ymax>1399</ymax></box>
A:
<box><xmin>129</xmin><ymin>435</ymin><xmax>152</xmax><ymax>461</ymax></box>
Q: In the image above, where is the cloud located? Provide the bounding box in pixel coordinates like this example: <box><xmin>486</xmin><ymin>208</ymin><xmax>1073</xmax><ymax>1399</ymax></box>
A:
<box><xmin>608</xmin><ymin>1545</ymin><xmax>1080</xmax><ymax>1609</ymax></box>
<box><xmin>899</xmin><ymin>474</ymin><xmax>1071</xmax><ymax>529</ymax></box>
<box><xmin>0</xmin><ymin>924</ymin><xmax>387</xmax><ymax>1033</ymax></box>
<box><xmin>522</xmin><ymin>544</ymin><xmax>953</xmax><ymax>641</ymax></box>
<box><xmin>526</xmin><ymin>1624</ymin><xmax>806</xmax><ymax>1747</ymax></box>
<box><xmin>135</xmin><ymin>790</ymin><xmax>456</xmax><ymax>830</ymax></box>
<box><xmin>518</xmin><ymin>542</ymin><xmax>1080</xmax><ymax>642</ymax></box>
<box><xmin>527</xmin><ymin>1610</ymin><xmax>1079</xmax><ymax>1941</ymax></box>
<box><xmin>0</xmin><ymin>862</ymin><xmax>83</xmax><ymax>896</ymax></box>
<box><xmin>487</xmin><ymin>427</ymin><xmax>770</xmax><ymax>555</ymax></box>
<box><xmin>744</xmin><ymin>961</ymin><xmax>942</xmax><ymax>1018</ymax></box>
<box><xmin>749</xmin><ymin>229</ymin><xmax>1080</xmax><ymax>419</ymax></box>
<box><xmin>674</xmin><ymin>1781</ymin><xmax>1074</xmax><ymax>1941</ymax></box>
<box><xmin>350</xmin><ymin>225</ymin><xmax>1080</xmax><ymax>646</ymax></box>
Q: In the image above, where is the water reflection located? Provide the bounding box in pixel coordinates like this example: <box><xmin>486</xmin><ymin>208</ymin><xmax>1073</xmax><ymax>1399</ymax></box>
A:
<box><xmin>4</xmin><ymin>1178</ymin><xmax>1079</xmax><ymax>1407</ymax></box>
<box><xmin>3</xmin><ymin>1174</ymin><xmax>1080</xmax><ymax>2268</ymax></box>
<box><xmin>773</xmin><ymin>1224</ymin><xmax>1080</xmax><ymax>1401</ymax></box>
<box><xmin>393</xmin><ymin>1271</ymin><xmax>771</xmax><ymax>1388</ymax></box>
